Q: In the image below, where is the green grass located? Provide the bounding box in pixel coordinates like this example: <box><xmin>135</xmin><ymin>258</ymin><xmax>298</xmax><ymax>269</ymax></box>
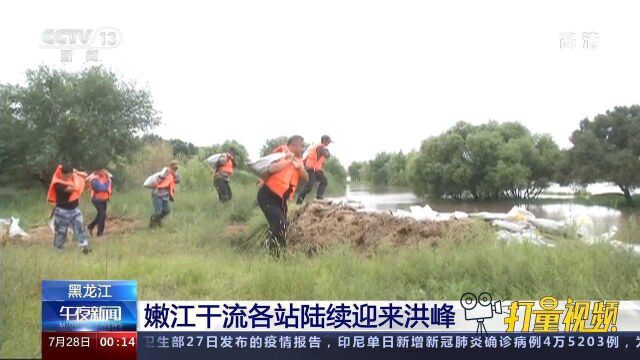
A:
<box><xmin>2</xmin><ymin>181</ymin><xmax>640</xmax><ymax>358</ymax></box>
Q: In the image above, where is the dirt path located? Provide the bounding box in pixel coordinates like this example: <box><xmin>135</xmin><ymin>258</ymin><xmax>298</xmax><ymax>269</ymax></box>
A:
<box><xmin>4</xmin><ymin>216</ymin><xmax>142</xmax><ymax>246</ymax></box>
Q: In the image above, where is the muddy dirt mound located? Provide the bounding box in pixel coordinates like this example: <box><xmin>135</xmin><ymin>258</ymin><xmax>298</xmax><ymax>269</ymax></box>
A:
<box><xmin>288</xmin><ymin>202</ymin><xmax>468</xmax><ymax>252</ymax></box>
<box><xmin>5</xmin><ymin>216</ymin><xmax>142</xmax><ymax>246</ymax></box>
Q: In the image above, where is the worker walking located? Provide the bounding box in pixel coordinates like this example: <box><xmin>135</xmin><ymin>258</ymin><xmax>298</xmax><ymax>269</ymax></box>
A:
<box><xmin>213</xmin><ymin>148</ymin><xmax>236</xmax><ymax>203</ymax></box>
<box><xmin>150</xmin><ymin>160</ymin><xmax>180</xmax><ymax>228</ymax></box>
<box><xmin>47</xmin><ymin>164</ymin><xmax>90</xmax><ymax>254</ymax></box>
<box><xmin>87</xmin><ymin>168</ymin><xmax>112</xmax><ymax>236</ymax></box>
<box><xmin>296</xmin><ymin>135</ymin><xmax>332</xmax><ymax>204</ymax></box>
<box><xmin>257</xmin><ymin>135</ymin><xmax>308</xmax><ymax>255</ymax></box>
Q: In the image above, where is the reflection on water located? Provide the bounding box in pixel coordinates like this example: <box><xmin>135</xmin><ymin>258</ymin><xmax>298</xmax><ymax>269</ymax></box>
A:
<box><xmin>546</xmin><ymin>182</ymin><xmax>640</xmax><ymax>195</ymax></box>
<box><xmin>344</xmin><ymin>184</ymin><xmax>420</xmax><ymax>210</ymax></box>
<box><xmin>341</xmin><ymin>183</ymin><xmax>635</xmax><ymax>233</ymax></box>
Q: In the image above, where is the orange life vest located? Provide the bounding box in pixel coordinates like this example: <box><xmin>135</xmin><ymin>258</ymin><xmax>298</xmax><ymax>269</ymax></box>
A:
<box><xmin>264</xmin><ymin>145</ymin><xmax>300</xmax><ymax>200</ymax></box>
<box><xmin>89</xmin><ymin>173</ymin><xmax>112</xmax><ymax>201</ymax></box>
<box><xmin>219</xmin><ymin>154</ymin><xmax>234</xmax><ymax>175</ymax></box>
<box><xmin>156</xmin><ymin>171</ymin><xmax>176</xmax><ymax>197</ymax></box>
<box><xmin>47</xmin><ymin>165</ymin><xmax>86</xmax><ymax>204</ymax></box>
<box><xmin>304</xmin><ymin>144</ymin><xmax>326</xmax><ymax>171</ymax></box>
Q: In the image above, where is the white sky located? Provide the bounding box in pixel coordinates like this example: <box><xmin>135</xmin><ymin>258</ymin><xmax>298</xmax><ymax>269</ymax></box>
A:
<box><xmin>1</xmin><ymin>0</ymin><xmax>639</xmax><ymax>166</ymax></box>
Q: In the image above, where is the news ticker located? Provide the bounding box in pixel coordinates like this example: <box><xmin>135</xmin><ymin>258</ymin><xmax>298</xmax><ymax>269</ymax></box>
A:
<box><xmin>42</xmin><ymin>280</ymin><xmax>640</xmax><ymax>359</ymax></box>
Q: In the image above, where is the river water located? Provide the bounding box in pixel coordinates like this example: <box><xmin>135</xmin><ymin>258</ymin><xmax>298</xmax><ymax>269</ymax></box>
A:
<box><xmin>339</xmin><ymin>183</ymin><xmax>637</xmax><ymax>234</ymax></box>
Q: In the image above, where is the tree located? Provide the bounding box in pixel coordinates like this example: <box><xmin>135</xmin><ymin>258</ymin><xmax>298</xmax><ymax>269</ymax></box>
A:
<box><xmin>323</xmin><ymin>157</ymin><xmax>347</xmax><ymax>185</ymax></box>
<box><xmin>567</xmin><ymin>105</ymin><xmax>640</xmax><ymax>205</ymax></box>
<box><xmin>0</xmin><ymin>66</ymin><xmax>160</xmax><ymax>187</ymax></box>
<box><xmin>348</xmin><ymin>161</ymin><xmax>365</xmax><ymax>182</ymax></box>
<box><xmin>409</xmin><ymin>121</ymin><xmax>561</xmax><ymax>200</ymax></box>
<box><xmin>170</xmin><ymin>139</ymin><xmax>197</xmax><ymax>158</ymax></box>
<box><xmin>368</xmin><ymin>152</ymin><xmax>393</xmax><ymax>186</ymax></box>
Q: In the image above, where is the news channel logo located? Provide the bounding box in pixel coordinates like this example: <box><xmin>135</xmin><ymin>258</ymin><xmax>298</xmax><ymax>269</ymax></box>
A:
<box><xmin>460</xmin><ymin>292</ymin><xmax>505</xmax><ymax>334</ymax></box>
<box><xmin>40</xmin><ymin>28</ymin><xmax>121</xmax><ymax>63</ymax></box>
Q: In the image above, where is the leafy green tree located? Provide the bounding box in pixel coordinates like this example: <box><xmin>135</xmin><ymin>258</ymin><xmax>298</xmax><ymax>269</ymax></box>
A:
<box><xmin>0</xmin><ymin>66</ymin><xmax>159</xmax><ymax>187</ymax></box>
<box><xmin>567</xmin><ymin>105</ymin><xmax>640</xmax><ymax>205</ymax></box>
<box><xmin>170</xmin><ymin>139</ymin><xmax>197</xmax><ymax>158</ymax></box>
<box><xmin>367</xmin><ymin>153</ymin><xmax>390</xmax><ymax>186</ymax></box>
<box><xmin>323</xmin><ymin>157</ymin><xmax>347</xmax><ymax>185</ymax></box>
<box><xmin>409</xmin><ymin>121</ymin><xmax>561</xmax><ymax>200</ymax></box>
<box><xmin>348</xmin><ymin>161</ymin><xmax>365</xmax><ymax>182</ymax></box>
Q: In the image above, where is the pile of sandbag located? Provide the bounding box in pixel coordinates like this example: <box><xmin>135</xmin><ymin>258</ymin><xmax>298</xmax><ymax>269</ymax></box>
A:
<box><xmin>393</xmin><ymin>204</ymin><xmax>469</xmax><ymax>222</ymax></box>
<box><xmin>471</xmin><ymin>205</ymin><xmax>640</xmax><ymax>254</ymax></box>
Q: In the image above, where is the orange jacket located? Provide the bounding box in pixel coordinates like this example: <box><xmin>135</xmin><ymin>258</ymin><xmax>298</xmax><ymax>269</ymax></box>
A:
<box><xmin>47</xmin><ymin>165</ymin><xmax>86</xmax><ymax>204</ymax></box>
<box><xmin>304</xmin><ymin>144</ymin><xmax>327</xmax><ymax>171</ymax></box>
<box><xmin>156</xmin><ymin>171</ymin><xmax>176</xmax><ymax>198</ymax></box>
<box><xmin>218</xmin><ymin>154</ymin><xmax>234</xmax><ymax>175</ymax></box>
<box><xmin>264</xmin><ymin>145</ymin><xmax>300</xmax><ymax>200</ymax></box>
<box><xmin>88</xmin><ymin>173</ymin><xmax>112</xmax><ymax>201</ymax></box>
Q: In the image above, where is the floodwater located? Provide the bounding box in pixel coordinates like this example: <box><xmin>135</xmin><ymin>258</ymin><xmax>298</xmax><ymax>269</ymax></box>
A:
<box><xmin>340</xmin><ymin>183</ymin><xmax>637</xmax><ymax>234</ymax></box>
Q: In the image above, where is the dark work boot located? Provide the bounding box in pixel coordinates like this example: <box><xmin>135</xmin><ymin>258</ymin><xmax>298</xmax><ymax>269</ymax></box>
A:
<box><xmin>149</xmin><ymin>215</ymin><xmax>157</xmax><ymax>229</ymax></box>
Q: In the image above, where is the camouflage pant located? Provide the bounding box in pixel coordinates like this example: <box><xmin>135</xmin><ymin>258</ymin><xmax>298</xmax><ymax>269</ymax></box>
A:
<box><xmin>53</xmin><ymin>207</ymin><xmax>89</xmax><ymax>248</ymax></box>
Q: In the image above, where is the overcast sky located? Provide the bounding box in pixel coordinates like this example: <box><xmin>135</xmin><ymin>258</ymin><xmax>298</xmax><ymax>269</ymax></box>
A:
<box><xmin>1</xmin><ymin>0</ymin><xmax>639</xmax><ymax>166</ymax></box>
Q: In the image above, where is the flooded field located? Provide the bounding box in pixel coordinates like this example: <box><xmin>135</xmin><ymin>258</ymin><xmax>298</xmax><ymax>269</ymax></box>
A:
<box><xmin>339</xmin><ymin>183</ymin><xmax>638</xmax><ymax>234</ymax></box>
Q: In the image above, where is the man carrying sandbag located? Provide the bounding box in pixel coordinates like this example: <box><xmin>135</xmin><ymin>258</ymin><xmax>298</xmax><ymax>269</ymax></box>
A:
<box><xmin>257</xmin><ymin>135</ymin><xmax>308</xmax><ymax>254</ymax></box>
<box><xmin>47</xmin><ymin>164</ymin><xmax>90</xmax><ymax>254</ymax></box>
<box><xmin>296</xmin><ymin>135</ymin><xmax>332</xmax><ymax>204</ymax></box>
<box><xmin>149</xmin><ymin>160</ymin><xmax>180</xmax><ymax>228</ymax></box>
<box><xmin>212</xmin><ymin>148</ymin><xmax>236</xmax><ymax>203</ymax></box>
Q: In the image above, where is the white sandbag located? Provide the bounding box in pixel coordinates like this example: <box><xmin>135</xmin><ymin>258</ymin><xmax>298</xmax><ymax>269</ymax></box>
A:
<box><xmin>408</xmin><ymin>205</ymin><xmax>438</xmax><ymax>222</ymax></box>
<box><xmin>143</xmin><ymin>167</ymin><xmax>168</xmax><ymax>188</ymax></box>
<box><xmin>331</xmin><ymin>199</ymin><xmax>365</xmax><ymax>210</ymax></box>
<box><xmin>530</xmin><ymin>218</ymin><xmax>569</xmax><ymax>234</ymax></box>
<box><xmin>205</xmin><ymin>153</ymin><xmax>226</xmax><ymax>168</ymax></box>
<box><xmin>506</xmin><ymin>206</ymin><xmax>536</xmax><ymax>221</ymax></box>
<box><xmin>469</xmin><ymin>212</ymin><xmax>509</xmax><ymax>221</ymax></box>
<box><xmin>394</xmin><ymin>209</ymin><xmax>413</xmax><ymax>218</ymax></box>
<box><xmin>3</xmin><ymin>217</ymin><xmax>29</xmax><ymax>239</ymax></box>
<box><xmin>570</xmin><ymin>214</ymin><xmax>595</xmax><ymax>238</ymax></box>
<box><xmin>246</xmin><ymin>153</ymin><xmax>287</xmax><ymax>178</ymax></box>
<box><xmin>580</xmin><ymin>225</ymin><xmax>618</xmax><ymax>245</ymax></box>
<box><xmin>491</xmin><ymin>219</ymin><xmax>528</xmax><ymax>233</ymax></box>
<box><xmin>609</xmin><ymin>240</ymin><xmax>640</xmax><ymax>256</ymax></box>
<box><xmin>356</xmin><ymin>208</ymin><xmax>384</xmax><ymax>214</ymax></box>
<box><xmin>496</xmin><ymin>229</ymin><xmax>553</xmax><ymax>247</ymax></box>
<box><xmin>434</xmin><ymin>213</ymin><xmax>452</xmax><ymax>222</ymax></box>
<box><xmin>452</xmin><ymin>211</ymin><xmax>469</xmax><ymax>220</ymax></box>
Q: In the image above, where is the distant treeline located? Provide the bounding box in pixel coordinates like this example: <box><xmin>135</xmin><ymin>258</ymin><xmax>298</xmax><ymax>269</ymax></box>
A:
<box><xmin>1</xmin><ymin>66</ymin><xmax>637</xmax><ymax>204</ymax></box>
<box><xmin>0</xmin><ymin>66</ymin><xmax>347</xmax><ymax>191</ymax></box>
<box><xmin>349</xmin><ymin>107</ymin><xmax>640</xmax><ymax>205</ymax></box>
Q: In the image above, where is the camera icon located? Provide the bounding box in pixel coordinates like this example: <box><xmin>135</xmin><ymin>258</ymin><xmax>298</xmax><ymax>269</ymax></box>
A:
<box><xmin>460</xmin><ymin>292</ymin><xmax>503</xmax><ymax>334</ymax></box>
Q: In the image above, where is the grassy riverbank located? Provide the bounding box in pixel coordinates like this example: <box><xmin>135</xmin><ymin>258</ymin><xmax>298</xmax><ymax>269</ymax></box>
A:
<box><xmin>2</xmin><ymin>179</ymin><xmax>640</xmax><ymax>357</ymax></box>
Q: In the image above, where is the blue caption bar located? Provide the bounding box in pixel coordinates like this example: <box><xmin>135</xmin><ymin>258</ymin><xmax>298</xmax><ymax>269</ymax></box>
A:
<box><xmin>42</xmin><ymin>280</ymin><xmax>137</xmax><ymax>301</ymax></box>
